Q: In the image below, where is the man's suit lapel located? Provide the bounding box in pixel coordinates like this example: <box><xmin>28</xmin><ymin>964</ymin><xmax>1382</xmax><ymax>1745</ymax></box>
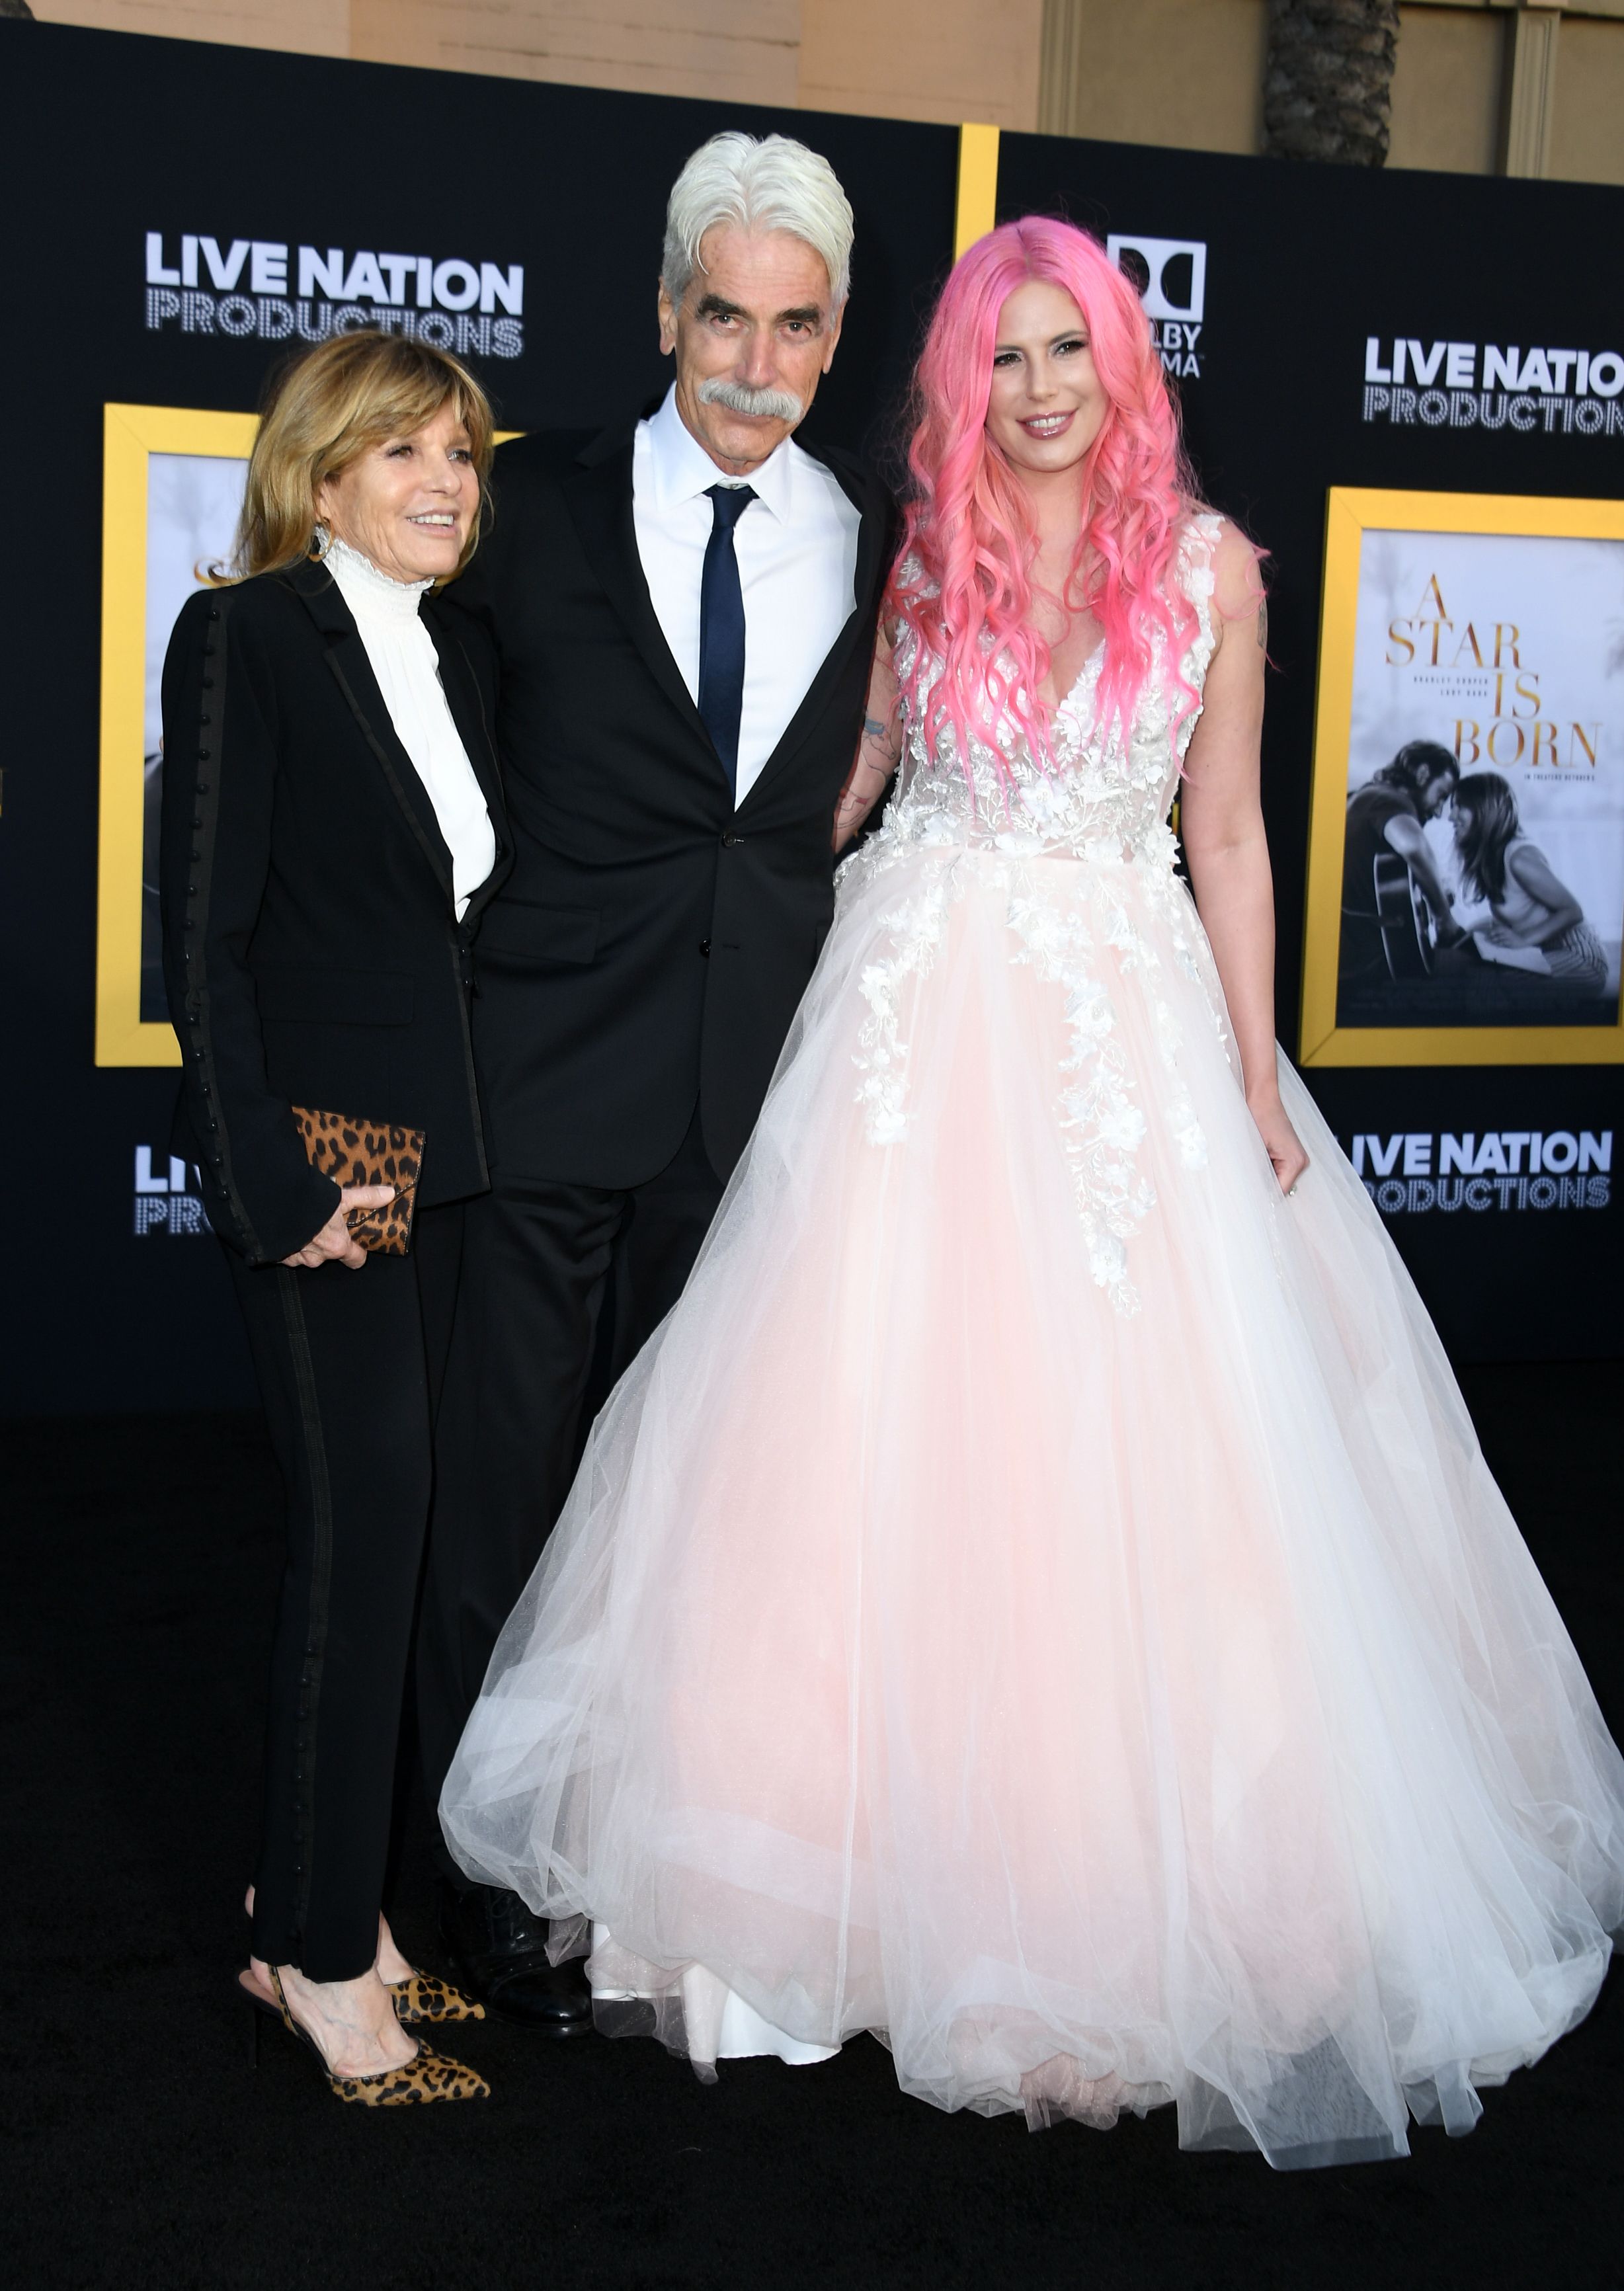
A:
<box><xmin>285</xmin><ymin>561</ymin><xmax>456</xmax><ymax>904</ymax></box>
<box><xmin>559</xmin><ymin>415</ymin><xmax>891</xmax><ymax>812</ymax></box>
<box><xmin>424</xmin><ymin>600</ymin><xmax>511</xmax><ymax>927</ymax></box>
<box><xmin>561</xmin><ymin>430</ymin><xmax>716</xmax><ymax>761</ymax></box>
<box><xmin>737</xmin><ymin>454</ymin><xmax>889</xmax><ymax>816</ymax></box>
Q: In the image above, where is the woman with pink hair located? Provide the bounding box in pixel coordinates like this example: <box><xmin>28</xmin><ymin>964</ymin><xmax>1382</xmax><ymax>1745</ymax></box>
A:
<box><xmin>442</xmin><ymin>220</ymin><xmax>1624</xmax><ymax>2167</ymax></box>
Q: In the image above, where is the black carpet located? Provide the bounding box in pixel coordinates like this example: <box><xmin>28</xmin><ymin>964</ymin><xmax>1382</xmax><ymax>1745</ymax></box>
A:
<box><xmin>5</xmin><ymin>1369</ymin><xmax>1623</xmax><ymax>2291</ymax></box>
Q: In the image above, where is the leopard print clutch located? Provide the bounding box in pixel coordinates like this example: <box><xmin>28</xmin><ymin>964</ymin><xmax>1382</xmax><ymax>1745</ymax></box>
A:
<box><xmin>292</xmin><ymin>1107</ymin><xmax>425</xmax><ymax>1255</ymax></box>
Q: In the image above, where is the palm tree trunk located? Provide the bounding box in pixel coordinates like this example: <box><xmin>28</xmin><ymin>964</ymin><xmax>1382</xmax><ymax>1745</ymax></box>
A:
<box><xmin>1264</xmin><ymin>0</ymin><xmax>1401</xmax><ymax>166</ymax></box>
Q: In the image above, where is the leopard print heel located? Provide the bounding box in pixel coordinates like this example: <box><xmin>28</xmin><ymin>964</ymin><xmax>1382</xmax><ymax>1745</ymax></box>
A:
<box><xmin>324</xmin><ymin>2043</ymin><xmax>490</xmax><ymax>2107</ymax></box>
<box><xmin>266</xmin><ymin>1966</ymin><xmax>489</xmax><ymax>2104</ymax></box>
<box><xmin>387</xmin><ymin>1971</ymin><xmax>487</xmax><ymax>2025</ymax></box>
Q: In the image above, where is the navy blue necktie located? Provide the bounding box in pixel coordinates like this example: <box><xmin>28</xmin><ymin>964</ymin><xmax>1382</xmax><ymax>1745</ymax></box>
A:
<box><xmin>698</xmin><ymin>483</ymin><xmax>756</xmax><ymax>795</ymax></box>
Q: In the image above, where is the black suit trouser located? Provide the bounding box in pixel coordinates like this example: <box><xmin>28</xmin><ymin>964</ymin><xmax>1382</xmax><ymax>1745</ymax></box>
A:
<box><xmin>418</xmin><ymin>1107</ymin><xmax>725</xmax><ymax>1872</ymax></box>
<box><xmin>228</xmin><ymin>1203</ymin><xmax>462</xmax><ymax>1981</ymax></box>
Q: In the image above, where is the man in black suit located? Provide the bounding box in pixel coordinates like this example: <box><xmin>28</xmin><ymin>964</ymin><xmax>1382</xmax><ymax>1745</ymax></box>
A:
<box><xmin>421</xmin><ymin>130</ymin><xmax>894</xmax><ymax>2023</ymax></box>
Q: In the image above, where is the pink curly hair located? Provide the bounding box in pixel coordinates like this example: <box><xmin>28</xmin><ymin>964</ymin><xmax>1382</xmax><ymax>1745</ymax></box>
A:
<box><xmin>889</xmin><ymin>216</ymin><xmax>1204</xmax><ymax>788</ymax></box>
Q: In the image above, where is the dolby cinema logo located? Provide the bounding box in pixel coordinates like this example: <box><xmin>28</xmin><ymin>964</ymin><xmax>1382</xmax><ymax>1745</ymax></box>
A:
<box><xmin>1110</xmin><ymin>234</ymin><xmax>1206</xmax><ymax>380</ymax></box>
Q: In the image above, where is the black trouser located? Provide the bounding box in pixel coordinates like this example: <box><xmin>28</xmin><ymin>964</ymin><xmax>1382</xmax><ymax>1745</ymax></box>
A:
<box><xmin>419</xmin><ymin>1106</ymin><xmax>725</xmax><ymax>1874</ymax></box>
<box><xmin>229</xmin><ymin>1203</ymin><xmax>462</xmax><ymax>1982</ymax></box>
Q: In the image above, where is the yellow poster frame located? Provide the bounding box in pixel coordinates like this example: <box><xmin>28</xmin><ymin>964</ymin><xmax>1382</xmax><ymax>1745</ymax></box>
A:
<box><xmin>954</xmin><ymin>123</ymin><xmax>1000</xmax><ymax>256</ymax></box>
<box><xmin>1300</xmin><ymin>485</ymin><xmax>1624</xmax><ymax>1068</ymax></box>
<box><xmin>95</xmin><ymin>403</ymin><xmax>520</xmax><ymax>1067</ymax></box>
<box><xmin>97</xmin><ymin>404</ymin><xmax>261</xmax><ymax>1066</ymax></box>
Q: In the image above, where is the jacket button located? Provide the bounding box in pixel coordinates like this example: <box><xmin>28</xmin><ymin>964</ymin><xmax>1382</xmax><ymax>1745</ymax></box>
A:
<box><xmin>199</xmin><ymin>713</ymin><xmax>211</xmax><ymax>727</ymax></box>
<box><xmin>201</xmin><ymin>677</ymin><xmax>214</xmax><ymax>691</ymax></box>
<box><xmin>721</xmin><ymin>831</ymin><xmax>741</xmax><ymax>847</ymax></box>
<box><xmin>698</xmin><ymin>938</ymin><xmax>711</xmax><ymax>957</ymax></box>
<box><xmin>197</xmin><ymin>747</ymin><xmax>211</xmax><ymax>761</ymax></box>
<box><xmin>207</xmin><ymin>606</ymin><xmax>220</xmax><ymax>621</ymax></box>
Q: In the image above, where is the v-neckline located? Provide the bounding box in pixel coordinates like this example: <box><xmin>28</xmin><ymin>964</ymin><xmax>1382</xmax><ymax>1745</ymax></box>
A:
<box><xmin>1052</xmin><ymin>639</ymin><xmax>1106</xmax><ymax>722</ymax></box>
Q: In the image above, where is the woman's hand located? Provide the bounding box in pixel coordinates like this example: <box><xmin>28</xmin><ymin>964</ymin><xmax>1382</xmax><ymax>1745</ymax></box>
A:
<box><xmin>1248</xmin><ymin>1088</ymin><xmax>1309</xmax><ymax>1197</ymax></box>
<box><xmin>281</xmin><ymin>1184</ymin><xmax>397</xmax><ymax>1270</ymax></box>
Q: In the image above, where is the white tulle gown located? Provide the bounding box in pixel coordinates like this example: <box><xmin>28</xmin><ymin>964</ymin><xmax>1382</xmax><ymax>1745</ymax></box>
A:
<box><xmin>442</xmin><ymin>519</ymin><xmax>1624</xmax><ymax>2167</ymax></box>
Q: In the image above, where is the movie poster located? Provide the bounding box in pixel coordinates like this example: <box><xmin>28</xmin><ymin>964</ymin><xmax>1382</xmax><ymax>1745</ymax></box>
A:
<box><xmin>140</xmin><ymin>451</ymin><xmax>247</xmax><ymax>1020</ymax></box>
<box><xmin>1335</xmin><ymin>527</ymin><xmax>1624</xmax><ymax>1031</ymax></box>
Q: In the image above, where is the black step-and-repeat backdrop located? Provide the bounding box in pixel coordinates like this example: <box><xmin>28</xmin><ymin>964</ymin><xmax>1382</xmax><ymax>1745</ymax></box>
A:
<box><xmin>1</xmin><ymin>17</ymin><xmax>1619</xmax><ymax>1412</ymax></box>
<box><xmin>993</xmin><ymin>130</ymin><xmax>1624</xmax><ymax>1367</ymax></box>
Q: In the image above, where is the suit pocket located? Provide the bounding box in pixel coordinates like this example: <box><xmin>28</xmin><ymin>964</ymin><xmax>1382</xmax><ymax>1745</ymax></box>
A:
<box><xmin>255</xmin><ymin>966</ymin><xmax>415</xmax><ymax>1025</ymax></box>
<box><xmin>477</xmin><ymin>900</ymin><xmax>600</xmax><ymax>965</ymax></box>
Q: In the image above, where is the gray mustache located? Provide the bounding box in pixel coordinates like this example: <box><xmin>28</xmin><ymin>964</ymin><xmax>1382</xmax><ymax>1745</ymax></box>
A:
<box><xmin>697</xmin><ymin>378</ymin><xmax>804</xmax><ymax>423</ymax></box>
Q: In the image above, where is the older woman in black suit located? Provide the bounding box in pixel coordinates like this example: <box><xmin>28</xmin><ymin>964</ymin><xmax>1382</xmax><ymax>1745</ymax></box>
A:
<box><xmin>160</xmin><ymin>331</ymin><xmax>509</xmax><ymax>2103</ymax></box>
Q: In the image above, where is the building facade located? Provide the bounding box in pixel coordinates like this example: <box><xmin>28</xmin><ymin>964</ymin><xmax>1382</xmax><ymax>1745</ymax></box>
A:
<box><xmin>26</xmin><ymin>0</ymin><xmax>1624</xmax><ymax>182</ymax></box>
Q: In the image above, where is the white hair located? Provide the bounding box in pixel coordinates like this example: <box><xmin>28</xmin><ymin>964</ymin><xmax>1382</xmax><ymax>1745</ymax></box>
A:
<box><xmin>662</xmin><ymin>131</ymin><xmax>854</xmax><ymax>313</ymax></box>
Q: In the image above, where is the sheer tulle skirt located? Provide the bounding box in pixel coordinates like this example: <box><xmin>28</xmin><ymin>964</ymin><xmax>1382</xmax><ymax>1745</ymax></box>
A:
<box><xmin>442</xmin><ymin>844</ymin><xmax>1624</xmax><ymax>2168</ymax></box>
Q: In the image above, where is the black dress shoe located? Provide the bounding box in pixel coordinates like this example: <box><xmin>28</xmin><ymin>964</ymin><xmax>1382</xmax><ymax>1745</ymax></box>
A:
<box><xmin>436</xmin><ymin>1876</ymin><xmax>596</xmax><ymax>2035</ymax></box>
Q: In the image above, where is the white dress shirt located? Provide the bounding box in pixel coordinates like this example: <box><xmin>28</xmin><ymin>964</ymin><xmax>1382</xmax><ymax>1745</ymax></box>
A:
<box><xmin>325</xmin><ymin>538</ymin><xmax>496</xmax><ymax>919</ymax></box>
<box><xmin>631</xmin><ymin>385</ymin><xmax>862</xmax><ymax>805</ymax></box>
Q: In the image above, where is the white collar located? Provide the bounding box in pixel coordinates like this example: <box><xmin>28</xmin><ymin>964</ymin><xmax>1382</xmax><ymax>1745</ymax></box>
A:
<box><xmin>325</xmin><ymin>534</ymin><xmax>432</xmax><ymax>623</ymax></box>
<box><xmin>643</xmin><ymin>384</ymin><xmax>795</xmax><ymax>525</ymax></box>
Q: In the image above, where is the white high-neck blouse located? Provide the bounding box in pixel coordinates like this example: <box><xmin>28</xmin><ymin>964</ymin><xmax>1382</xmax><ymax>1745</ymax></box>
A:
<box><xmin>324</xmin><ymin>537</ymin><xmax>495</xmax><ymax>920</ymax></box>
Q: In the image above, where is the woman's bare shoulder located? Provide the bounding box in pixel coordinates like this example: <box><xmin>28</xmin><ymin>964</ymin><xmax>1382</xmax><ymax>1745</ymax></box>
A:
<box><xmin>1196</xmin><ymin>514</ymin><xmax>1266</xmax><ymax>623</ymax></box>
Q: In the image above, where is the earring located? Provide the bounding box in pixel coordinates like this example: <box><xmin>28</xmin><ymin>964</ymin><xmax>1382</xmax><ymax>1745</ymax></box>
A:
<box><xmin>311</xmin><ymin>522</ymin><xmax>333</xmax><ymax>562</ymax></box>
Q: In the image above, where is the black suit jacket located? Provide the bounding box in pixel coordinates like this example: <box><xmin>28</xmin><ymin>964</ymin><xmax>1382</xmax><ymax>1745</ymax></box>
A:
<box><xmin>448</xmin><ymin>411</ymin><xmax>895</xmax><ymax>1189</ymax></box>
<box><xmin>159</xmin><ymin>560</ymin><xmax>511</xmax><ymax>1264</ymax></box>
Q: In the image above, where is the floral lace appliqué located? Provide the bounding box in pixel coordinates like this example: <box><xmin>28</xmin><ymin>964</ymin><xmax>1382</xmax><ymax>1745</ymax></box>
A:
<box><xmin>841</xmin><ymin>517</ymin><xmax>1227</xmax><ymax>1312</ymax></box>
<box><xmin>853</xmin><ymin>864</ymin><xmax>961</xmax><ymax>1145</ymax></box>
<box><xmin>1004</xmin><ymin>882</ymin><xmax>1153</xmax><ymax>1314</ymax></box>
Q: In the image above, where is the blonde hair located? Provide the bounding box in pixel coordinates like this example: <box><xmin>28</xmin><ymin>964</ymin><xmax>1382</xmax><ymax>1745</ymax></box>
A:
<box><xmin>226</xmin><ymin>330</ymin><xmax>495</xmax><ymax>584</ymax></box>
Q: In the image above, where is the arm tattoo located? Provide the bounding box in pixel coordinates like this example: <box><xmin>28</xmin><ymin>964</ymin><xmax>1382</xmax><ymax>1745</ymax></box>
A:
<box><xmin>862</xmin><ymin>711</ymin><xmax>902</xmax><ymax>770</ymax></box>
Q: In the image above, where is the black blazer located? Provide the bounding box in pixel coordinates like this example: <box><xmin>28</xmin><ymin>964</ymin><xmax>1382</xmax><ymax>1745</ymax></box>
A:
<box><xmin>447</xmin><ymin>411</ymin><xmax>895</xmax><ymax>1190</ymax></box>
<box><xmin>159</xmin><ymin>559</ymin><xmax>511</xmax><ymax>1264</ymax></box>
